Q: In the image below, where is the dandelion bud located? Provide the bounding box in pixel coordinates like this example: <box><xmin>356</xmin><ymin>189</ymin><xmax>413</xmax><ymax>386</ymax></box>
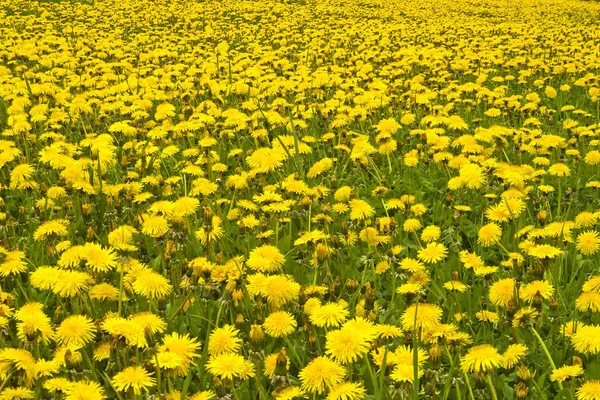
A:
<box><xmin>346</xmin><ymin>278</ymin><xmax>359</xmax><ymax>292</ymax></box>
<box><xmin>573</xmin><ymin>356</ymin><xmax>583</xmax><ymax>367</ymax></box>
<box><xmin>213</xmin><ymin>377</ymin><xmax>232</xmax><ymax>399</ymax></box>
<box><xmin>300</xmin><ymin>196</ymin><xmax>311</xmax><ymax>206</ymax></box>
<box><xmin>81</xmin><ymin>203</ymin><xmax>92</xmax><ymax>216</ymax></box>
<box><xmin>537</xmin><ymin>210</ymin><xmax>547</xmax><ymax>221</ymax></box>
<box><xmin>162</xmin><ymin>184</ymin><xmax>172</xmax><ymax>196</ymax></box>
<box><xmin>19</xmin><ymin>206</ymin><xmax>25</xmax><ymax>215</ymax></box>
<box><xmin>7</xmin><ymin>216</ymin><xmax>14</xmax><ymax>228</ymax></box>
<box><xmin>235</xmin><ymin>313</ymin><xmax>245</xmax><ymax>327</ymax></box>
<box><xmin>315</xmin><ymin>243</ymin><xmax>329</xmax><ymax>260</ymax></box>
<box><xmin>121</xmin><ymin>155</ymin><xmax>128</xmax><ymax>166</ymax></box>
<box><xmin>516</xmin><ymin>365</ymin><xmax>533</xmax><ymax>382</ymax></box>
<box><xmin>452</xmin><ymin>271</ymin><xmax>459</xmax><ymax>281</ymax></box>
<box><xmin>232</xmin><ymin>289</ymin><xmax>243</xmax><ymax>306</ymax></box>
<box><xmin>274</xmin><ymin>348</ymin><xmax>288</xmax><ymax>376</ymax></box>
<box><xmin>549</xmin><ymin>295</ymin><xmax>558</xmax><ymax>317</ymax></box>
<box><xmin>532</xmin><ymin>291</ymin><xmax>544</xmax><ymax>309</ymax></box>
<box><xmin>429</xmin><ymin>342</ymin><xmax>441</xmax><ymax>369</ymax></box>
<box><xmin>0</xmin><ymin>198</ymin><xmax>4</xmax><ymax>207</ymax></box>
<box><xmin>308</xmin><ymin>330</ymin><xmax>319</xmax><ymax>357</ymax></box>
<box><xmin>86</xmin><ymin>226</ymin><xmax>95</xmax><ymax>241</ymax></box>
<box><xmin>533</xmin><ymin>258</ymin><xmax>546</xmax><ymax>279</ymax></box>
<box><xmin>225</xmin><ymin>280</ymin><xmax>237</xmax><ymax>294</ymax></box>
<box><xmin>515</xmin><ymin>382</ymin><xmax>528</xmax><ymax>399</ymax></box>
<box><xmin>249</xmin><ymin>325</ymin><xmax>264</xmax><ymax>346</ymax></box>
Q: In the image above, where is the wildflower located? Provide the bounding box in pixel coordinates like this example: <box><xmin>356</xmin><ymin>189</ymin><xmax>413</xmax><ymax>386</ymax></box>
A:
<box><xmin>275</xmin><ymin>387</ymin><xmax>305</xmax><ymax>400</ymax></box>
<box><xmin>309</xmin><ymin>302</ymin><xmax>349</xmax><ymax>328</ymax></box>
<box><xmin>551</xmin><ymin>365</ymin><xmax>584</xmax><ymax>382</ymax></box>
<box><xmin>206</xmin><ymin>353</ymin><xmax>255</xmax><ymax>380</ymax></box>
<box><xmin>478</xmin><ymin>223</ymin><xmax>502</xmax><ymax>247</ymax></box>
<box><xmin>208</xmin><ymin>325</ymin><xmax>242</xmax><ymax>355</ymax></box>
<box><xmin>400</xmin><ymin>303</ymin><xmax>442</xmax><ymax>331</ymax></box>
<box><xmin>326</xmin><ymin>382</ymin><xmax>366</xmax><ymax>400</ymax></box>
<box><xmin>112</xmin><ymin>366</ymin><xmax>156</xmax><ymax>395</ymax></box>
<box><xmin>247</xmin><ymin>245</ymin><xmax>285</xmax><ymax>272</ymax></box>
<box><xmin>141</xmin><ymin>215</ymin><xmax>170</xmax><ymax>238</ymax></box>
<box><xmin>489</xmin><ymin>278</ymin><xmax>515</xmax><ymax>308</ymax></box>
<box><xmin>460</xmin><ymin>344</ymin><xmax>503</xmax><ymax>374</ymax></box>
<box><xmin>158</xmin><ymin>333</ymin><xmax>200</xmax><ymax>374</ymax></box>
<box><xmin>132</xmin><ymin>270</ymin><xmax>172</xmax><ymax>299</ymax></box>
<box><xmin>349</xmin><ymin>199</ymin><xmax>375</xmax><ymax>221</ymax></box>
<box><xmin>64</xmin><ymin>381</ymin><xmax>106</xmax><ymax>400</ymax></box>
<box><xmin>512</xmin><ymin>307</ymin><xmax>539</xmax><ymax>327</ymax></box>
<box><xmin>417</xmin><ymin>242</ymin><xmax>447</xmax><ymax>264</ymax></box>
<box><xmin>577</xmin><ymin>231</ymin><xmax>600</xmax><ymax>255</ymax></box>
<box><xmin>263</xmin><ymin>311</ymin><xmax>297</xmax><ymax>338</ymax></box>
<box><xmin>502</xmin><ymin>344</ymin><xmax>527</xmax><ymax>368</ymax></box>
<box><xmin>421</xmin><ymin>225</ymin><xmax>441</xmax><ymax>243</ymax></box>
<box><xmin>577</xmin><ymin>380</ymin><xmax>600</xmax><ymax>400</ymax></box>
<box><xmin>0</xmin><ymin>387</ymin><xmax>34</xmax><ymax>400</ymax></box>
<box><xmin>55</xmin><ymin>315</ymin><xmax>95</xmax><ymax>348</ymax></box>
<box><xmin>572</xmin><ymin>325</ymin><xmax>600</xmax><ymax>354</ymax></box>
<box><xmin>520</xmin><ymin>280</ymin><xmax>554</xmax><ymax>303</ymax></box>
<box><xmin>299</xmin><ymin>356</ymin><xmax>345</xmax><ymax>394</ymax></box>
<box><xmin>326</xmin><ymin>327</ymin><xmax>372</xmax><ymax>364</ymax></box>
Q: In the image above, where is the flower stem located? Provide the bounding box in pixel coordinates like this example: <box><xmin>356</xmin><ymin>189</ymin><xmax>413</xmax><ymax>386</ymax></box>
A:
<box><xmin>485</xmin><ymin>374</ymin><xmax>498</xmax><ymax>400</ymax></box>
<box><xmin>463</xmin><ymin>372</ymin><xmax>475</xmax><ymax>400</ymax></box>
<box><xmin>531</xmin><ymin>326</ymin><xmax>563</xmax><ymax>390</ymax></box>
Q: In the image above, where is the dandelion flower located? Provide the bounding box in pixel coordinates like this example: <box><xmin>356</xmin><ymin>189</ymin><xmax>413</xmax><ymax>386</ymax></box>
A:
<box><xmin>519</xmin><ymin>280</ymin><xmax>554</xmax><ymax>303</ymax></box>
<box><xmin>55</xmin><ymin>315</ymin><xmax>95</xmax><ymax>348</ymax></box>
<box><xmin>326</xmin><ymin>327</ymin><xmax>372</xmax><ymax>364</ymax></box>
<box><xmin>132</xmin><ymin>270</ymin><xmax>172</xmax><ymax>299</ymax></box>
<box><xmin>0</xmin><ymin>387</ymin><xmax>34</xmax><ymax>400</ymax></box>
<box><xmin>502</xmin><ymin>344</ymin><xmax>527</xmax><ymax>368</ymax></box>
<box><xmin>401</xmin><ymin>303</ymin><xmax>442</xmax><ymax>331</ymax></box>
<box><xmin>577</xmin><ymin>231</ymin><xmax>600</xmax><ymax>255</ymax></box>
<box><xmin>64</xmin><ymin>381</ymin><xmax>105</xmax><ymax>400</ymax></box>
<box><xmin>572</xmin><ymin>325</ymin><xmax>600</xmax><ymax>354</ymax></box>
<box><xmin>417</xmin><ymin>242</ymin><xmax>447</xmax><ymax>264</ymax></box>
<box><xmin>577</xmin><ymin>380</ymin><xmax>600</xmax><ymax>400</ymax></box>
<box><xmin>460</xmin><ymin>344</ymin><xmax>503</xmax><ymax>374</ymax></box>
<box><xmin>208</xmin><ymin>325</ymin><xmax>241</xmax><ymax>355</ymax></box>
<box><xmin>326</xmin><ymin>382</ymin><xmax>366</xmax><ymax>400</ymax></box>
<box><xmin>310</xmin><ymin>302</ymin><xmax>349</xmax><ymax>328</ymax></box>
<box><xmin>551</xmin><ymin>364</ymin><xmax>584</xmax><ymax>382</ymax></box>
<box><xmin>112</xmin><ymin>366</ymin><xmax>156</xmax><ymax>395</ymax></box>
<box><xmin>478</xmin><ymin>223</ymin><xmax>502</xmax><ymax>247</ymax></box>
<box><xmin>489</xmin><ymin>278</ymin><xmax>515</xmax><ymax>308</ymax></box>
<box><xmin>349</xmin><ymin>199</ymin><xmax>375</xmax><ymax>221</ymax></box>
<box><xmin>141</xmin><ymin>215</ymin><xmax>170</xmax><ymax>238</ymax></box>
<box><xmin>299</xmin><ymin>356</ymin><xmax>345</xmax><ymax>394</ymax></box>
<box><xmin>247</xmin><ymin>245</ymin><xmax>285</xmax><ymax>272</ymax></box>
<box><xmin>263</xmin><ymin>311</ymin><xmax>297</xmax><ymax>338</ymax></box>
<box><xmin>206</xmin><ymin>353</ymin><xmax>255</xmax><ymax>380</ymax></box>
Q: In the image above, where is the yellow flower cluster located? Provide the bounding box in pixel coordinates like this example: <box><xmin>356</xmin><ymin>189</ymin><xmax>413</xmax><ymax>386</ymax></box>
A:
<box><xmin>1</xmin><ymin>0</ymin><xmax>600</xmax><ymax>398</ymax></box>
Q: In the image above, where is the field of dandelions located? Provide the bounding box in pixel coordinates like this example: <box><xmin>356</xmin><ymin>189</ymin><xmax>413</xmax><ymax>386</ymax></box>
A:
<box><xmin>2</xmin><ymin>0</ymin><xmax>600</xmax><ymax>399</ymax></box>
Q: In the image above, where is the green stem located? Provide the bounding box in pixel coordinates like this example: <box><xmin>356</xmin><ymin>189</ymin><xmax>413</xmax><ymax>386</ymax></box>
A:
<box><xmin>531</xmin><ymin>326</ymin><xmax>564</xmax><ymax>390</ymax></box>
<box><xmin>485</xmin><ymin>374</ymin><xmax>498</xmax><ymax>400</ymax></box>
<box><xmin>463</xmin><ymin>372</ymin><xmax>475</xmax><ymax>400</ymax></box>
<box><xmin>284</xmin><ymin>337</ymin><xmax>303</xmax><ymax>368</ymax></box>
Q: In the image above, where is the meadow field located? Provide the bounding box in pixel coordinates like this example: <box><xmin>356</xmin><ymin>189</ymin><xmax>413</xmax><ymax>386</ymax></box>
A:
<box><xmin>1</xmin><ymin>0</ymin><xmax>600</xmax><ymax>398</ymax></box>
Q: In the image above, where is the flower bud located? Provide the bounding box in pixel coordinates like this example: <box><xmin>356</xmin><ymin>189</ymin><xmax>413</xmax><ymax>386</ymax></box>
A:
<box><xmin>249</xmin><ymin>325</ymin><xmax>264</xmax><ymax>346</ymax></box>
<box><xmin>515</xmin><ymin>382</ymin><xmax>528</xmax><ymax>399</ymax></box>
